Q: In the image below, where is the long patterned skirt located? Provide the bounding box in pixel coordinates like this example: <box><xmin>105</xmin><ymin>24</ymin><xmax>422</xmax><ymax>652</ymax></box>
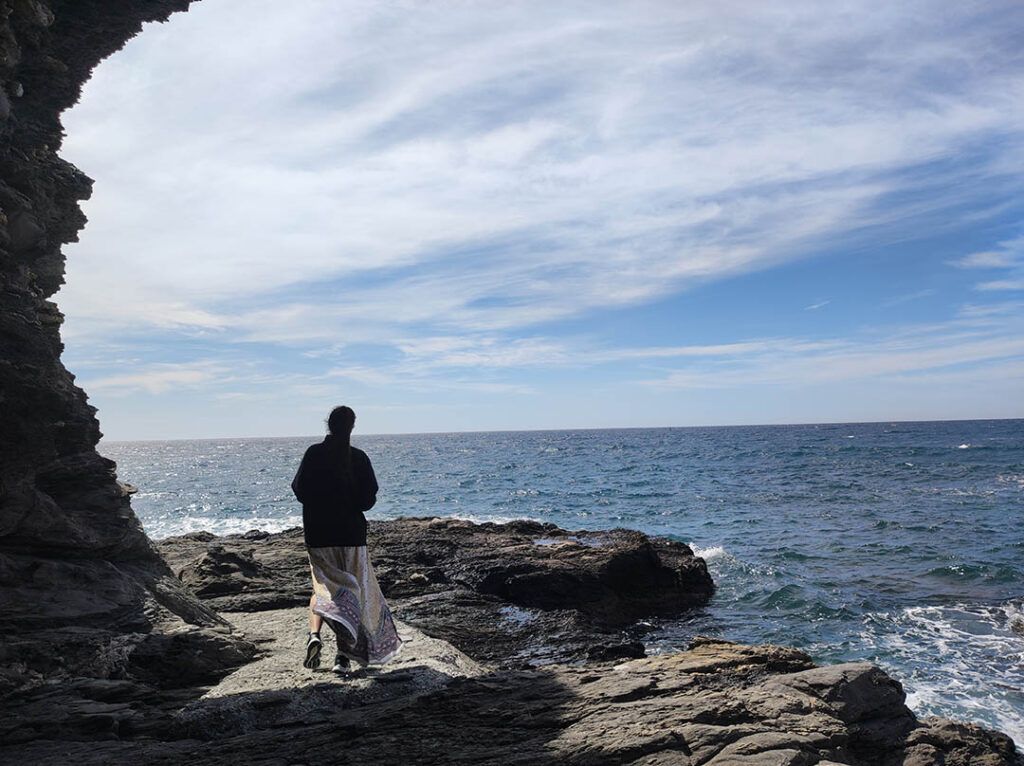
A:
<box><xmin>308</xmin><ymin>546</ymin><xmax>403</xmax><ymax>666</ymax></box>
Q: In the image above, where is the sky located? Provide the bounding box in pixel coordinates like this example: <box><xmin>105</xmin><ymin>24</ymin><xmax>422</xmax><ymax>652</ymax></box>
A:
<box><xmin>56</xmin><ymin>0</ymin><xmax>1024</xmax><ymax>440</ymax></box>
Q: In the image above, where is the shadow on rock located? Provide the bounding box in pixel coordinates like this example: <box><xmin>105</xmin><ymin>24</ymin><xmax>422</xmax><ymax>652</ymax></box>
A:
<box><xmin>4</xmin><ymin>638</ymin><xmax>1019</xmax><ymax>765</ymax></box>
<box><xmin>172</xmin><ymin>664</ymin><xmax>462</xmax><ymax>740</ymax></box>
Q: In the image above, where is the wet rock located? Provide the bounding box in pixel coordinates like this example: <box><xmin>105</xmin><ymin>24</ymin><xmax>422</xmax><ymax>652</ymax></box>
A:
<box><xmin>901</xmin><ymin>717</ymin><xmax>1020</xmax><ymax>766</ymax></box>
<box><xmin>586</xmin><ymin>639</ymin><xmax>646</xmax><ymax>662</ymax></box>
<box><xmin>1010</xmin><ymin>615</ymin><xmax>1024</xmax><ymax>636</ymax></box>
<box><xmin>371</xmin><ymin>517</ymin><xmax>713</xmax><ymax>621</ymax></box>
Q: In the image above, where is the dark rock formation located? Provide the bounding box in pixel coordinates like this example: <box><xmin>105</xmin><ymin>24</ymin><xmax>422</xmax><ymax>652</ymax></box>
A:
<box><xmin>2</xmin><ymin>636</ymin><xmax>1018</xmax><ymax>765</ymax></box>
<box><xmin>0</xmin><ymin>0</ymin><xmax>251</xmax><ymax>694</ymax></box>
<box><xmin>157</xmin><ymin>517</ymin><xmax>714</xmax><ymax>665</ymax></box>
<box><xmin>374</xmin><ymin>518</ymin><xmax>713</xmax><ymax>620</ymax></box>
<box><xmin>4</xmin><ymin>516</ymin><xmax>1019</xmax><ymax>763</ymax></box>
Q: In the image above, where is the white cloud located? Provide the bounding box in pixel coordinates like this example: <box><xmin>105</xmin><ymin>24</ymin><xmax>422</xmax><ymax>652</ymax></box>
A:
<box><xmin>951</xmin><ymin>234</ymin><xmax>1024</xmax><ymax>293</ymax></box>
<box><xmin>976</xmin><ymin>280</ymin><xmax>1024</xmax><ymax>291</ymax></box>
<box><xmin>880</xmin><ymin>289</ymin><xmax>936</xmax><ymax>307</ymax></box>
<box><xmin>952</xmin><ymin>251</ymin><xmax>1016</xmax><ymax>269</ymax></box>
<box><xmin>641</xmin><ymin>311</ymin><xmax>1024</xmax><ymax>389</ymax></box>
<box><xmin>324</xmin><ymin>366</ymin><xmax>398</xmax><ymax>386</ymax></box>
<box><xmin>83</xmin><ymin>361</ymin><xmax>232</xmax><ymax>394</ymax></box>
<box><xmin>55</xmin><ymin>0</ymin><xmax>1024</xmax><ymax>345</ymax></box>
<box><xmin>958</xmin><ymin>301</ymin><xmax>1024</xmax><ymax>317</ymax></box>
<box><xmin>47</xmin><ymin>0</ymin><xmax>1024</xmax><ymax>438</ymax></box>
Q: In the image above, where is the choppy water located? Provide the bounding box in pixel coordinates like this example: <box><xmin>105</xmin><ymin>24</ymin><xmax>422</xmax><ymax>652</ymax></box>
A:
<box><xmin>102</xmin><ymin>420</ymin><xmax>1024</xmax><ymax>746</ymax></box>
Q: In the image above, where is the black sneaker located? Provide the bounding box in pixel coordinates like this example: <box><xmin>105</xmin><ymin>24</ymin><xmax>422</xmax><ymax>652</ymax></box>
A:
<box><xmin>303</xmin><ymin>632</ymin><xmax>322</xmax><ymax>669</ymax></box>
<box><xmin>332</xmin><ymin>652</ymin><xmax>350</xmax><ymax>673</ymax></box>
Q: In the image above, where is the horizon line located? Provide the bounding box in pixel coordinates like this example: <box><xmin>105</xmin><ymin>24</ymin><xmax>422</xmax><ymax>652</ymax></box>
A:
<box><xmin>98</xmin><ymin>415</ymin><xmax>1024</xmax><ymax>444</ymax></box>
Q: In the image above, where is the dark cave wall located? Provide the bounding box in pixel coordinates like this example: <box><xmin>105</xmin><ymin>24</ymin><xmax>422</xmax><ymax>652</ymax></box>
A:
<box><xmin>0</xmin><ymin>0</ymin><xmax>252</xmax><ymax>689</ymax></box>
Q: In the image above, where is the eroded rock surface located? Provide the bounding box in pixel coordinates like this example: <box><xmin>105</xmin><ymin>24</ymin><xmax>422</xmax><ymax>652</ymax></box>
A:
<box><xmin>4</xmin><ymin>518</ymin><xmax>1018</xmax><ymax>763</ymax></box>
<box><xmin>158</xmin><ymin>517</ymin><xmax>714</xmax><ymax>665</ymax></box>
<box><xmin>2</xmin><ymin>633</ymin><xmax>1017</xmax><ymax>765</ymax></box>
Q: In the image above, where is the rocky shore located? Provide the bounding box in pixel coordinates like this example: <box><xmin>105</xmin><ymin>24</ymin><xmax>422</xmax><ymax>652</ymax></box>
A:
<box><xmin>0</xmin><ymin>2</ymin><xmax>1019</xmax><ymax>763</ymax></box>
<box><xmin>157</xmin><ymin>517</ymin><xmax>715</xmax><ymax>666</ymax></box>
<box><xmin>3</xmin><ymin>517</ymin><xmax>1019</xmax><ymax>765</ymax></box>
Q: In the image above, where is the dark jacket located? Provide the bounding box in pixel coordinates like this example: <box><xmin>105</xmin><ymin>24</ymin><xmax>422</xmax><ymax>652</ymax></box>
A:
<box><xmin>292</xmin><ymin>436</ymin><xmax>378</xmax><ymax>548</ymax></box>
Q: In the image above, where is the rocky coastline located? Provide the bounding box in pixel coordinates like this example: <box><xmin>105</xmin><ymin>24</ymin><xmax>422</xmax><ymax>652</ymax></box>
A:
<box><xmin>157</xmin><ymin>517</ymin><xmax>715</xmax><ymax>666</ymax></box>
<box><xmin>3</xmin><ymin>517</ymin><xmax>1020</xmax><ymax>765</ymax></box>
<box><xmin>0</xmin><ymin>2</ymin><xmax>1020</xmax><ymax>763</ymax></box>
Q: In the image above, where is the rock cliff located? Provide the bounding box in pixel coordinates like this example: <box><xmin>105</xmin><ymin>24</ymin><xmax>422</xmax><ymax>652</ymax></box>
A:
<box><xmin>0</xmin><ymin>0</ymin><xmax>252</xmax><ymax>693</ymax></box>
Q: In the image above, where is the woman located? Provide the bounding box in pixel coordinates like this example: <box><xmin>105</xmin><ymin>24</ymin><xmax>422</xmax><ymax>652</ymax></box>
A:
<box><xmin>291</xmin><ymin>405</ymin><xmax>402</xmax><ymax>672</ymax></box>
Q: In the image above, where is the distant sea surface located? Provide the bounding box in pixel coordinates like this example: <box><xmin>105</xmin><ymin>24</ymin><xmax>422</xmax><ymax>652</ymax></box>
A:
<box><xmin>102</xmin><ymin>420</ymin><xmax>1024</xmax><ymax>746</ymax></box>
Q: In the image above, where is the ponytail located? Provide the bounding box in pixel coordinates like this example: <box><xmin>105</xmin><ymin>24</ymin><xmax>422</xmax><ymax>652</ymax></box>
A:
<box><xmin>337</xmin><ymin>428</ymin><xmax>354</xmax><ymax>482</ymax></box>
<box><xmin>327</xmin><ymin>405</ymin><xmax>357</xmax><ymax>484</ymax></box>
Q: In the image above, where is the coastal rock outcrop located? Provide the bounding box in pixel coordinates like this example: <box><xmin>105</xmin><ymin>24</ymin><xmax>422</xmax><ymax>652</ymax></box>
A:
<box><xmin>157</xmin><ymin>517</ymin><xmax>715</xmax><ymax>665</ymax></box>
<box><xmin>0</xmin><ymin>0</ymin><xmax>251</xmax><ymax>693</ymax></box>
<box><xmin>4</xmin><ymin>518</ymin><xmax>1019</xmax><ymax>763</ymax></box>
<box><xmin>3</xmin><ymin>628</ymin><xmax>1018</xmax><ymax>765</ymax></box>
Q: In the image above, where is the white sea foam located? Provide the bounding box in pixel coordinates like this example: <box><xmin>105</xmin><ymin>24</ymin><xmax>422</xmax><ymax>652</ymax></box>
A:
<box><xmin>146</xmin><ymin>512</ymin><xmax>304</xmax><ymax>540</ymax></box>
<box><xmin>865</xmin><ymin>602</ymin><xmax>1024</xmax><ymax>749</ymax></box>
<box><xmin>440</xmin><ymin>512</ymin><xmax>546</xmax><ymax>526</ymax></box>
<box><xmin>1005</xmin><ymin>599</ymin><xmax>1024</xmax><ymax>636</ymax></box>
<box><xmin>997</xmin><ymin>473</ymin><xmax>1024</xmax><ymax>488</ymax></box>
<box><xmin>690</xmin><ymin>544</ymin><xmax>727</xmax><ymax>560</ymax></box>
<box><xmin>957</xmin><ymin>443</ymin><xmax>971</xmax><ymax>449</ymax></box>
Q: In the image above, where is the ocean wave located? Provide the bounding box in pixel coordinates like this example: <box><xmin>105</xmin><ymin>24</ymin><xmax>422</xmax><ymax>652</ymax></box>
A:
<box><xmin>925</xmin><ymin>563</ymin><xmax>1021</xmax><ymax>584</ymax></box>
<box><xmin>759</xmin><ymin>583</ymin><xmax>807</xmax><ymax>609</ymax></box>
<box><xmin>144</xmin><ymin>511</ymin><xmax>303</xmax><ymax>540</ymax></box>
<box><xmin>1005</xmin><ymin>599</ymin><xmax>1024</xmax><ymax>636</ymax></box>
<box><xmin>689</xmin><ymin>543</ymin><xmax>727</xmax><ymax>560</ymax></box>
<box><xmin>776</xmin><ymin>548</ymin><xmax>819</xmax><ymax>561</ymax></box>
<box><xmin>862</xmin><ymin>601</ymin><xmax>1024</xmax><ymax>749</ymax></box>
<box><xmin>425</xmin><ymin>511</ymin><xmax>546</xmax><ymax>527</ymax></box>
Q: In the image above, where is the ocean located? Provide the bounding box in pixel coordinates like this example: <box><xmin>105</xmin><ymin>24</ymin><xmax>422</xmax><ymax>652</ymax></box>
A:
<box><xmin>102</xmin><ymin>419</ymin><xmax>1024</xmax><ymax>746</ymax></box>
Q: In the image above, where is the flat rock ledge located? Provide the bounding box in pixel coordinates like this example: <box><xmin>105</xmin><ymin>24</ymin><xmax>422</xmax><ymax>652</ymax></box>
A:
<box><xmin>2</xmin><ymin>629</ymin><xmax>1017</xmax><ymax>765</ymax></box>
<box><xmin>2</xmin><ymin>518</ymin><xmax>1019</xmax><ymax>765</ymax></box>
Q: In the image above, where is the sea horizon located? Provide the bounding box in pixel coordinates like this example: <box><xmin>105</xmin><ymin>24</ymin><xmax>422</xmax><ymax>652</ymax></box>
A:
<box><xmin>99</xmin><ymin>415</ymin><xmax>1024</xmax><ymax>445</ymax></box>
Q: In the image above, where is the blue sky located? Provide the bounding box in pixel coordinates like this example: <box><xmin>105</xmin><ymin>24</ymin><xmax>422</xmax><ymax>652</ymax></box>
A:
<box><xmin>56</xmin><ymin>0</ymin><xmax>1024</xmax><ymax>440</ymax></box>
